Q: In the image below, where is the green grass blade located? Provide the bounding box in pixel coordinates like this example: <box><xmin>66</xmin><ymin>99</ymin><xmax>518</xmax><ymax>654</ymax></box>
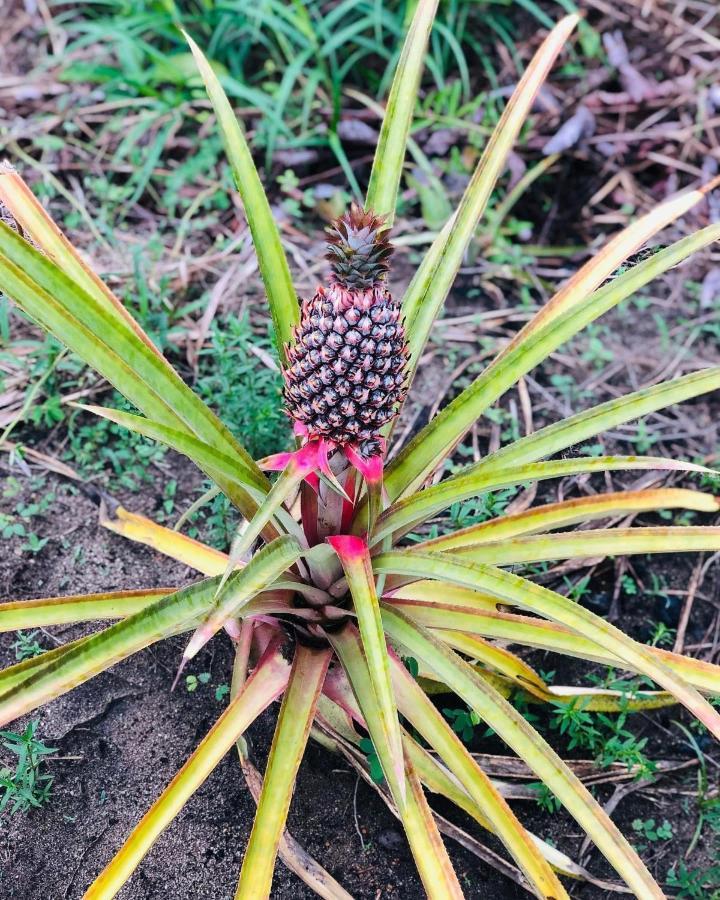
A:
<box><xmin>364</xmin><ymin>0</ymin><xmax>439</xmax><ymax>221</ymax></box>
<box><xmin>86</xmin><ymin>640</ymin><xmax>292</xmax><ymax>900</ymax></box>
<box><xmin>185</xmin><ymin>32</ymin><xmax>299</xmax><ymax>363</ymax></box>
<box><xmin>376</xmin><ymin>551</ymin><xmax>720</xmax><ymax>741</ymax></box>
<box><xmin>418</xmin><ymin>487</ymin><xmax>720</xmax><ymax>551</ymax></box>
<box><xmin>386</xmin><ymin>225</ymin><xmax>720</xmax><ymax>500</ymax></box>
<box><xmin>381</xmin><ymin>606</ymin><xmax>664</xmax><ymax>898</ymax></box>
<box><xmin>234</xmin><ymin>644</ymin><xmax>331</xmax><ymax>900</ymax></box>
<box><xmin>371</xmin><ymin>454</ymin><xmax>709</xmax><ymax>544</ymax></box>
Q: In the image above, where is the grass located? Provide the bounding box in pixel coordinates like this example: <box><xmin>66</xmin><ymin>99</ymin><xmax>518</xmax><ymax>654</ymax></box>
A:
<box><xmin>26</xmin><ymin>0</ymin><xmax>593</xmax><ymax>231</ymax></box>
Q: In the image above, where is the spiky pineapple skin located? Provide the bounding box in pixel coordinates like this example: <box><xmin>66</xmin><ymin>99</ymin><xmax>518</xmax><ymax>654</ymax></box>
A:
<box><xmin>283</xmin><ymin>285</ymin><xmax>407</xmax><ymax>447</ymax></box>
<box><xmin>283</xmin><ymin>205</ymin><xmax>408</xmax><ymax>449</ymax></box>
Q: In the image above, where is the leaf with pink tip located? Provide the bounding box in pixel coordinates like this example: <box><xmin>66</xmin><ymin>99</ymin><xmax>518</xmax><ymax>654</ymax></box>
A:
<box><xmin>328</xmin><ymin>536</ymin><xmax>405</xmax><ymax>797</ymax></box>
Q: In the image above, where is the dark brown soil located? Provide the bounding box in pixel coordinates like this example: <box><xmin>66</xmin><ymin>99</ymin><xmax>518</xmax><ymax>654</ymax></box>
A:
<box><xmin>0</xmin><ymin>452</ymin><xmax>717</xmax><ymax>900</ymax></box>
<box><xmin>0</xmin><ymin>473</ymin><xmax>535</xmax><ymax>900</ymax></box>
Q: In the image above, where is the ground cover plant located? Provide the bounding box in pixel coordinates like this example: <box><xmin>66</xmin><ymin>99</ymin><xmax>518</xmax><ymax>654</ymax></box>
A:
<box><xmin>2</xmin><ymin>5</ymin><xmax>720</xmax><ymax>899</ymax></box>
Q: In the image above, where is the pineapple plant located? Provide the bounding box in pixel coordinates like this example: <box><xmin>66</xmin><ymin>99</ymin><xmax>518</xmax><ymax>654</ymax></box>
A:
<box><xmin>1</xmin><ymin>7</ymin><xmax>720</xmax><ymax>899</ymax></box>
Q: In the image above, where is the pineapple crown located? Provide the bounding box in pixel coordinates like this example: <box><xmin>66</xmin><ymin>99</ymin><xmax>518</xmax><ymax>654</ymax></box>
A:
<box><xmin>325</xmin><ymin>203</ymin><xmax>394</xmax><ymax>291</ymax></box>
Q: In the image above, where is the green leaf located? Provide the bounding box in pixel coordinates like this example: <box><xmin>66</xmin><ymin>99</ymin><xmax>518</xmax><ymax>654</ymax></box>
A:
<box><xmin>365</xmin><ymin>0</ymin><xmax>440</xmax><ymax>221</ymax></box>
<box><xmin>329</xmin><ymin>626</ymin><xmax>463</xmax><ymax>898</ymax></box>
<box><xmin>0</xmin><ymin>580</ymin><xmax>217</xmax><ymax>726</ymax></box>
<box><xmin>0</xmin><ymin>224</ymin><xmax>263</xmax><ymax>523</ymax></box>
<box><xmin>234</xmin><ymin>644</ymin><xmax>331</xmax><ymax>900</ymax></box>
<box><xmin>371</xmin><ymin>454</ymin><xmax>709</xmax><ymax>544</ymax></box>
<box><xmin>380</xmin><ymin>606</ymin><xmax>664</xmax><ymax>898</ymax></box>
<box><xmin>79</xmin><ymin>405</ymin><xmax>268</xmax><ymax>496</ymax></box>
<box><xmin>442</xmin><ymin>526</ymin><xmax>720</xmax><ymax>567</ymax></box>
<box><xmin>0</xmin><ymin>588</ymin><xmax>169</xmax><ymax>633</ymax></box>
<box><xmin>475</xmin><ymin>368</ymin><xmax>720</xmax><ymax>478</ymax></box>
<box><xmin>185</xmin><ymin>32</ymin><xmax>299</xmax><ymax>363</ymax></box>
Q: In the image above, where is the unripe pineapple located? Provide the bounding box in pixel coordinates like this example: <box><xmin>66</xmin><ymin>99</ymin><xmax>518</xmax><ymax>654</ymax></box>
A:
<box><xmin>283</xmin><ymin>204</ymin><xmax>408</xmax><ymax>453</ymax></box>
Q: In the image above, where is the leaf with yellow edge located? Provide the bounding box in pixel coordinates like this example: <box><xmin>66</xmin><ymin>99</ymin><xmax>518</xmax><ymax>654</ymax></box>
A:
<box><xmin>473</xmin><ymin>368</ymin><xmax>720</xmax><ymax>480</ymax></box>
<box><xmin>418</xmin><ymin>488</ymin><xmax>720</xmax><ymax>552</ymax></box>
<box><xmin>182</xmin><ymin>535</ymin><xmax>302</xmax><ymax>663</ymax></box>
<box><xmin>497</xmin><ymin>177</ymin><xmax>720</xmax><ymax>363</ymax></box>
<box><xmin>0</xmin><ymin>579</ymin><xmax>216</xmax><ymax>726</ymax></box>
<box><xmin>0</xmin><ymin>588</ymin><xmax>170</xmax><ymax>632</ymax></box>
<box><xmin>380</xmin><ymin>606</ymin><xmax>664</xmax><ymax>899</ymax></box>
<box><xmin>375</xmin><ymin>550</ymin><xmax>720</xmax><ymax>741</ymax></box>
<box><xmin>393</xmin><ymin>603</ymin><xmax>720</xmax><ymax>697</ymax></box>
<box><xmin>328</xmin><ymin>625</ymin><xmax>464</xmax><ymax>899</ymax></box>
<box><xmin>371</xmin><ymin>454</ymin><xmax>710</xmax><ymax>545</ymax></box>
<box><xmin>0</xmin><ymin>164</ymin><xmax>161</xmax><ymax>356</ymax></box>
<box><xmin>85</xmin><ymin>639</ymin><xmax>292</xmax><ymax>900</ymax></box>
<box><xmin>439</xmin><ymin>631</ymin><xmax>676</xmax><ymax>713</ymax></box>
<box><xmin>444</xmin><ymin>526</ymin><xmax>720</xmax><ymax>567</ymax></box>
<box><xmin>328</xmin><ymin>536</ymin><xmax>405</xmax><ymax>799</ymax></box>
<box><xmin>401</xmin><ymin>15</ymin><xmax>579</xmax><ymax>375</ymax></box>
<box><xmin>234</xmin><ymin>644</ymin><xmax>331</xmax><ymax>900</ymax></box>
<box><xmin>80</xmin><ymin>404</ymin><xmax>269</xmax><ymax>497</ymax></box>
<box><xmin>100</xmin><ymin>503</ymin><xmax>231</xmax><ymax>576</ymax></box>
<box><xmin>389</xmin><ymin>653</ymin><xmax>569</xmax><ymax>899</ymax></box>
<box><xmin>385</xmin><ymin>227</ymin><xmax>720</xmax><ymax>501</ymax></box>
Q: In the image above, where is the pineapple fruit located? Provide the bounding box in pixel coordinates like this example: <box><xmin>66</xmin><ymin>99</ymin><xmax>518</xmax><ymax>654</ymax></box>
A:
<box><xmin>283</xmin><ymin>204</ymin><xmax>408</xmax><ymax>455</ymax></box>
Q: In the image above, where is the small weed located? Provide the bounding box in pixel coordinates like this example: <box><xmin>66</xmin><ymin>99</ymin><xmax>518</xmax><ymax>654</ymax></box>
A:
<box><xmin>443</xmin><ymin>706</ymin><xmax>481</xmax><ymax>743</ymax></box>
<box><xmin>530</xmin><ymin>782</ymin><xmax>561</xmax><ymax>814</ymax></box>
<box><xmin>215</xmin><ymin>684</ymin><xmax>230</xmax><ymax>702</ymax></box>
<box><xmin>13</xmin><ymin>631</ymin><xmax>44</xmax><ymax>661</ymax></box>
<box><xmin>0</xmin><ymin>722</ymin><xmax>56</xmax><ymax>816</ymax></box>
<box><xmin>185</xmin><ymin>672</ymin><xmax>212</xmax><ymax>693</ymax></box>
<box><xmin>667</xmin><ymin>861</ymin><xmax>720</xmax><ymax>899</ymax></box>
<box><xmin>631</xmin><ymin>817</ymin><xmax>673</xmax><ymax>851</ymax></box>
